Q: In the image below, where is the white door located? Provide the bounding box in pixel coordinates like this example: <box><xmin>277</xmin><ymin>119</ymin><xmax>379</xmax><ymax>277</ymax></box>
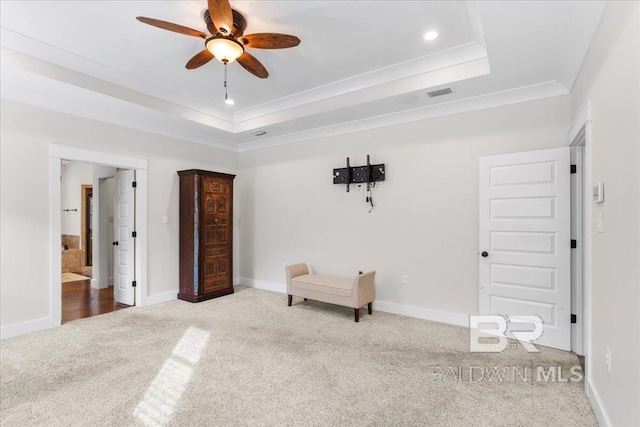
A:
<box><xmin>479</xmin><ymin>147</ymin><xmax>571</xmax><ymax>351</ymax></box>
<box><xmin>114</xmin><ymin>169</ymin><xmax>136</xmax><ymax>306</ymax></box>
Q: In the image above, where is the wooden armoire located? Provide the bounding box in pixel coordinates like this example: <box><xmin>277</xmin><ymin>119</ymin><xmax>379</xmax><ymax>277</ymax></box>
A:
<box><xmin>178</xmin><ymin>169</ymin><xmax>235</xmax><ymax>302</ymax></box>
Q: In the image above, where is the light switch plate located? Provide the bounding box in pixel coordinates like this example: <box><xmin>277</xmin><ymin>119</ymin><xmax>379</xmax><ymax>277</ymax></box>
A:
<box><xmin>162</xmin><ymin>215</ymin><xmax>170</xmax><ymax>224</ymax></box>
<box><xmin>596</xmin><ymin>213</ymin><xmax>604</xmax><ymax>233</ymax></box>
<box><xmin>593</xmin><ymin>182</ymin><xmax>604</xmax><ymax>203</ymax></box>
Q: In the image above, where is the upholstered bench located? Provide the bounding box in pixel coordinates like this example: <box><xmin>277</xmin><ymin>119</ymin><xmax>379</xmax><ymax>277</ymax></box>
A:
<box><xmin>285</xmin><ymin>263</ymin><xmax>375</xmax><ymax>322</ymax></box>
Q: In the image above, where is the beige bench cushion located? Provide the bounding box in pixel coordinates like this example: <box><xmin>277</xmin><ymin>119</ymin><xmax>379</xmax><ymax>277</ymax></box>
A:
<box><xmin>290</xmin><ymin>274</ymin><xmax>353</xmax><ymax>297</ymax></box>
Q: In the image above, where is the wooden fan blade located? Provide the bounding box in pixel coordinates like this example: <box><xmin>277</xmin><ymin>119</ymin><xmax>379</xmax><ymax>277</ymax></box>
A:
<box><xmin>240</xmin><ymin>33</ymin><xmax>301</xmax><ymax>49</ymax></box>
<box><xmin>207</xmin><ymin>0</ymin><xmax>233</xmax><ymax>34</ymax></box>
<box><xmin>237</xmin><ymin>52</ymin><xmax>269</xmax><ymax>78</ymax></box>
<box><xmin>186</xmin><ymin>50</ymin><xmax>214</xmax><ymax>69</ymax></box>
<box><xmin>136</xmin><ymin>17</ymin><xmax>208</xmax><ymax>38</ymax></box>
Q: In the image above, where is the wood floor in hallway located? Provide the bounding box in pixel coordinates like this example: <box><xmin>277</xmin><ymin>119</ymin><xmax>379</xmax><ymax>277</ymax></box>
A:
<box><xmin>62</xmin><ymin>279</ymin><xmax>131</xmax><ymax>324</ymax></box>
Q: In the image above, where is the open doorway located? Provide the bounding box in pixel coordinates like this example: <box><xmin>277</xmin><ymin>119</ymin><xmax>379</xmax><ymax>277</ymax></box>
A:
<box><xmin>60</xmin><ymin>161</ymin><xmax>133</xmax><ymax>324</ymax></box>
<box><xmin>51</xmin><ymin>144</ymin><xmax>148</xmax><ymax>328</ymax></box>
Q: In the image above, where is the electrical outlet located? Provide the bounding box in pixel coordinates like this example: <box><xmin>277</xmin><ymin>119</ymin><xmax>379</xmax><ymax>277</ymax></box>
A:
<box><xmin>402</xmin><ymin>274</ymin><xmax>409</xmax><ymax>285</ymax></box>
<box><xmin>374</xmin><ymin>183</ymin><xmax>383</xmax><ymax>191</ymax></box>
<box><xmin>605</xmin><ymin>348</ymin><xmax>611</xmax><ymax>372</ymax></box>
<box><xmin>596</xmin><ymin>213</ymin><xmax>604</xmax><ymax>233</ymax></box>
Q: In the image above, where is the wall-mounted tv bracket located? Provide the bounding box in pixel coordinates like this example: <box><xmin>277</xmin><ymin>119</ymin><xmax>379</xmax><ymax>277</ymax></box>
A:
<box><xmin>333</xmin><ymin>155</ymin><xmax>385</xmax><ymax>212</ymax></box>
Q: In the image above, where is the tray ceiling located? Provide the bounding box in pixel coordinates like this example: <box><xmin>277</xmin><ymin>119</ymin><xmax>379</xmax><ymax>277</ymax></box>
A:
<box><xmin>0</xmin><ymin>1</ymin><xmax>606</xmax><ymax>151</ymax></box>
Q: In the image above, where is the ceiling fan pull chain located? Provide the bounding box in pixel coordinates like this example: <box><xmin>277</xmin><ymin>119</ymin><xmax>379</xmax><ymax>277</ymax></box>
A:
<box><xmin>224</xmin><ymin>62</ymin><xmax>231</xmax><ymax>104</ymax></box>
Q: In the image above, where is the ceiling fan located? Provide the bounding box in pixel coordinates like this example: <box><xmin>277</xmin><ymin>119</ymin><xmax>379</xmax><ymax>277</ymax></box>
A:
<box><xmin>136</xmin><ymin>0</ymin><xmax>301</xmax><ymax>79</ymax></box>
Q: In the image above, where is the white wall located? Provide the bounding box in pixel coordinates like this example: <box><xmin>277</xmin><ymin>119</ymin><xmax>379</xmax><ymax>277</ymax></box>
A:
<box><xmin>570</xmin><ymin>2</ymin><xmax>640</xmax><ymax>426</ymax></box>
<box><xmin>238</xmin><ymin>96</ymin><xmax>569</xmax><ymax>319</ymax></box>
<box><xmin>0</xmin><ymin>99</ymin><xmax>238</xmax><ymax>330</ymax></box>
<box><xmin>61</xmin><ymin>162</ymin><xmax>93</xmax><ymax>240</ymax></box>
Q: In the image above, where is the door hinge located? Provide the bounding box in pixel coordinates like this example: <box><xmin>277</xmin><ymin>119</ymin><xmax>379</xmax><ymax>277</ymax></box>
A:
<box><xmin>132</xmin><ymin>231</ymin><xmax>137</xmax><ymax>238</ymax></box>
<box><xmin>571</xmin><ymin>239</ymin><xmax>577</xmax><ymax>249</ymax></box>
<box><xmin>132</xmin><ymin>181</ymin><xmax>137</xmax><ymax>188</ymax></box>
<box><xmin>571</xmin><ymin>314</ymin><xmax>577</xmax><ymax>324</ymax></box>
<box><xmin>132</xmin><ymin>281</ymin><xmax>137</xmax><ymax>288</ymax></box>
<box><xmin>571</xmin><ymin>164</ymin><xmax>577</xmax><ymax>174</ymax></box>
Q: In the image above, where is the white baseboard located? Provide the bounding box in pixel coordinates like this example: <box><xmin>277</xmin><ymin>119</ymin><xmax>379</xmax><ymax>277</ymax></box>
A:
<box><xmin>143</xmin><ymin>290</ymin><xmax>177</xmax><ymax>306</ymax></box>
<box><xmin>240</xmin><ymin>277</ymin><xmax>287</xmax><ymax>294</ymax></box>
<box><xmin>587</xmin><ymin>378</ymin><xmax>611</xmax><ymax>427</ymax></box>
<box><xmin>373</xmin><ymin>300</ymin><xmax>469</xmax><ymax>327</ymax></box>
<box><xmin>238</xmin><ymin>277</ymin><xmax>469</xmax><ymax>328</ymax></box>
<box><xmin>0</xmin><ymin>317</ymin><xmax>53</xmax><ymax>340</ymax></box>
<box><xmin>90</xmin><ymin>278</ymin><xmax>109</xmax><ymax>290</ymax></box>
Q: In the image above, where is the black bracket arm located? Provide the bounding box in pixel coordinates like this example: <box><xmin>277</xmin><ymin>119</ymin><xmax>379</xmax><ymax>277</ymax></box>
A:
<box><xmin>333</xmin><ymin>155</ymin><xmax>385</xmax><ymax>190</ymax></box>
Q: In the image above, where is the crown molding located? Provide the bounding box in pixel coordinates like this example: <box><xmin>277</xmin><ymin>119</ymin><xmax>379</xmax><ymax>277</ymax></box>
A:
<box><xmin>0</xmin><ymin>76</ymin><xmax>240</xmax><ymax>153</ymax></box>
<box><xmin>237</xmin><ymin>81</ymin><xmax>569</xmax><ymax>152</ymax></box>
<box><xmin>1</xmin><ymin>51</ymin><xmax>567</xmax><ymax>156</ymax></box>
<box><xmin>0</xmin><ymin>46</ymin><xmax>235</xmax><ymax>133</ymax></box>
<box><xmin>0</xmin><ymin>27</ymin><xmax>235</xmax><ymax>124</ymax></box>
<box><xmin>234</xmin><ymin>50</ymin><xmax>490</xmax><ymax>134</ymax></box>
<box><xmin>233</xmin><ymin>0</ymin><xmax>489</xmax><ymax>126</ymax></box>
<box><xmin>1</xmin><ymin>61</ymin><xmax>567</xmax><ymax>155</ymax></box>
<box><xmin>0</xmin><ymin>0</ymin><xmax>489</xmax><ymax>133</ymax></box>
<box><xmin>234</xmin><ymin>42</ymin><xmax>487</xmax><ymax>125</ymax></box>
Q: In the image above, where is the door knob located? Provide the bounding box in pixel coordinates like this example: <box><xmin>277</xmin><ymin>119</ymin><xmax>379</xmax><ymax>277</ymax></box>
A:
<box><xmin>112</xmin><ymin>241</ymin><xmax>119</xmax><ymax>246</ymax></box>
<box><xmin>481</xmin><ymin>251</ymin><xmax>488</xmax><ymax>257</ymax></box>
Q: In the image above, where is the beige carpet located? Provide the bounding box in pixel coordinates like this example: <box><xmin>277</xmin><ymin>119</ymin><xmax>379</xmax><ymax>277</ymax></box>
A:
<box><xmin>0</xmin><ymin>286</ymin><xmax>596</xmax><ymax>426</ymax></box>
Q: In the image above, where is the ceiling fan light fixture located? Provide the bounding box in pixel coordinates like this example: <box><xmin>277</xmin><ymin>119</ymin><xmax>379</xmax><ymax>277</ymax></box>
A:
<box><xmin>206</xmin><ymin>36</ymin><xmax>244</xmax><ymax>63</ymax></box>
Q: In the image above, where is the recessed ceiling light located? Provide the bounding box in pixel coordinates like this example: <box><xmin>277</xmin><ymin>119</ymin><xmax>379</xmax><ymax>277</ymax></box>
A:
<box><xmin>424</xmin><ymin>31</ymin><xmax>438</xmax><ymax>41</ymax></box>
<box><xmin>395</xmin><ymin>95</ymin><xmax>420</xmax><ymax>105</ymax></box>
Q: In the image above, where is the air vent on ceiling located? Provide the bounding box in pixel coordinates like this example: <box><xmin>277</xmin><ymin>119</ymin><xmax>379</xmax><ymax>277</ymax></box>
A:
<box><xmin>252</xmin><ymin>130</ymin><xmax>267</xmax><ymax>137</ymax></box>
<box><xmin>427</xmin><ymin>88</ymin><xmax>452</xmax><ymax>98</ymax></box>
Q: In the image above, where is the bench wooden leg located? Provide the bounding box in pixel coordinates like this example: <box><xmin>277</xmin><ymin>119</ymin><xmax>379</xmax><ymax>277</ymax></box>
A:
<box><xmin>354</xmin><ymin>308</ymin><xmax>360</xmax><ymax>322</ymax></box>
<box><xmin>368</xmin><ymin>302</ymin><xmax>373</xmax><ymax>315</ymax></box>
<box><xmin>288</xmin><ymin>295</ymin><xmax>292</xmax><ymax>306</ymax></box>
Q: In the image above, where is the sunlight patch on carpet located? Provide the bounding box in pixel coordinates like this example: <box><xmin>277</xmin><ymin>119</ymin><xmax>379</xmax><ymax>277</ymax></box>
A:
<box><xmin>133</xmin><ymin>327</ymin><xmax>210</xmax><ymax>427</ymax></box>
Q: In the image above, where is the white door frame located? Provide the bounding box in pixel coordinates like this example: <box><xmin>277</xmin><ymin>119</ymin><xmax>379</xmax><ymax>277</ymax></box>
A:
<box><xmin>570</xmin><ymin>145</ymin><xmax>584</xmax><ymax>355</ymax></box>
<box><xmin>567</xmin><ymin>100</ymin><xmax>592</xmax><ymax>383</ymax></box>
<box><xmin>51</xmin><ymin>144</ymin><xmax>148</xmax><ymax>327</ymax></box>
